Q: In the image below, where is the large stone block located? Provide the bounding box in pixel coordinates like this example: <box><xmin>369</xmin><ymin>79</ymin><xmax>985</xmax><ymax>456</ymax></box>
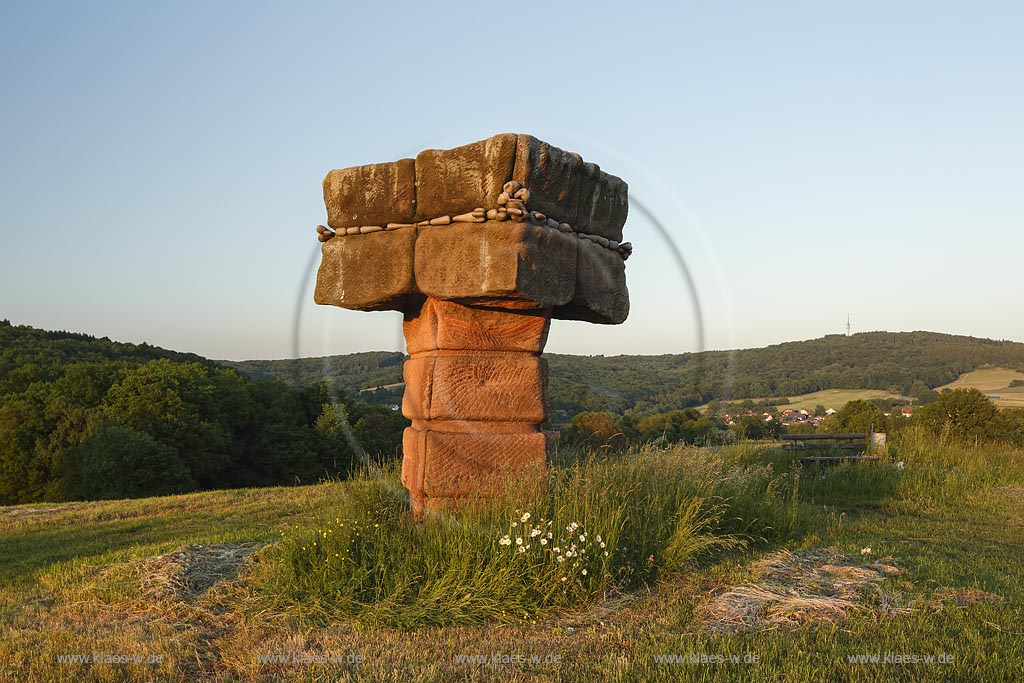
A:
<box><xmin>554</xmin><ymin>237</ymin><xmax>630</xmax><ymax>324</ymax></box>
<box><xmin>401</xmin><ymin>427</ymin><xmax>425</xmax><ymax>500</ymax></box>
<box><xmin>401</xmin><ymin>355</ymin><xmax>434</xmax><ymax>420</ymax></box>
<box><xmin>414</xmin><ymin>135</ymin><xmax>517</xmax><ymax>221</ymax></box>
<box><xmin>512</xmin><ymin>136</ymin><xmax>582</xmax><ymax>225</ymax></box>
<box><xmin>322</xmin><ymin>158</ymin><xmax>416</xmax><ymax>229</ymax></box>
<box><xmin>319</xmin><ymin>134</ymin><xmax>626</xmax><ymax>235</ymax></box>
<box><xmin>420</xmin><ymin>430</ymin><xmax>547</xmax><ymax>498</ymax></box>
<box><xmin>313</xmin><ymin>226</ymin><xmax>416</xmax><ymax>311</ymax></box>
<box><xmin>403</xmin><ymin>354</ymin><xmax>547</xmax><ymax>422</ymax></box>
<box><xmin>414</xmin><ymin>221</ymin><xmax>577</xmax><ymax>307</ymax></box>
<box><xmin>574</xmin><ymin>161</ymin><xmax>628</xmax><ymax>242</ymax></box>
<box><xmin>403</xmin><ymin>298</ymin><xmax>550</xmax><ymax>355</ymax></box>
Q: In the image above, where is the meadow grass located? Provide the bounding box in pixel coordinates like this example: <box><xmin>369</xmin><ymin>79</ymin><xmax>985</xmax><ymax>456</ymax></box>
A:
<box><xmin>0</xmin><ymin>435</ymin><xmax>1022</xmax><ymax>681</ymax></box>
<box><xmin>261</xmin><ymin>444</ymin><xmax>803</xmax><ymax>628</ymax></box>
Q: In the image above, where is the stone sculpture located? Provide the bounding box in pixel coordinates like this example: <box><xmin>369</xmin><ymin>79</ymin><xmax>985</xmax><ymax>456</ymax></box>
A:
<box><xmin>313</xmin><ymin>133</ymin><xmax>630</xmax><ymax>516</ymax></box>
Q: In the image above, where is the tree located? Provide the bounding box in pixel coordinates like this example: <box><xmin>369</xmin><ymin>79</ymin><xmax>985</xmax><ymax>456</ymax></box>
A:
<box><xmin>908</xmin><ymin>380</ymin><xmax>939</xmax><ymax>405</ymax></box>
<box><xmin>102</xmin><ymin>360</ymin><xmax>249</xmax><ymax>487</ymax></box>
<box><xmin>819</xmin><ymin>400</ymin><xmax>886</xmax><ymax>434</ymax></box>
<box><xmin>71</xmin><ymin>424</ymin><xmax>195</xmax><ymax>500</ymax></box>
<box><xmin>915</xmin><ymin>388</ymin><xmax>1003</xmax><ymax>442</ymax></box>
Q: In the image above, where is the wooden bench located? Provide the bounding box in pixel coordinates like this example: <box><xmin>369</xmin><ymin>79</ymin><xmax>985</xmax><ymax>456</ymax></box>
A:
<box><xmin>780</xmin><ymin>432</ymin><xmax>884</xmax><ymax>464</ymax></box>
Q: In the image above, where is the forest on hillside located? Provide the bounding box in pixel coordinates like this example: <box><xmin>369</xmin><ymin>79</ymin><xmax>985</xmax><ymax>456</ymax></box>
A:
<box><xmin>0</xmin><ymin>322</ymin><xmax>407</xmax><ymax>504</ymax></box>
<box><xmin>6</xmin><ymin>322</ymin><xmax>1024</xmax><ymax>504</ymax></box>
<box><xmin>230</xmin><ymin>331</ymin><xmax>1024</xmax><ymax>417</ymax></box>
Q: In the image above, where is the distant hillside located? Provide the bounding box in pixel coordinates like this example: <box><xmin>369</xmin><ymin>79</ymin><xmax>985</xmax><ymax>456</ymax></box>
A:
<box><xmin>6</xmin><ymin>320</ymin><xmax>1024</xmax><ymax>418</ymax></box>
<box><xmin>224</xmin><ymin>352</ymin><xmax>405</xmax><ymax>391</ymax></box>
<box><xmin>0</xmin><ymin>320</ymin><xmax>209</xmax><ymax>396</ymax></box>
<box><xmin>225</xmin><ymin>331</ymin><xmax>1024</xmax><ymax>415</ymax></box>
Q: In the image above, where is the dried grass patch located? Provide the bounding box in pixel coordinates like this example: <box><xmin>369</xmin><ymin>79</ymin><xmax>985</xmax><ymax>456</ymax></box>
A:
<box><xmin>696</xmin><ymin>548</ymin><xmax>906</xmax><ymax>633</ymax></box>
<box><xmin>129</xmin><ymin>542</ymin><xmax>264</xmax><ymax>601</ymax></box>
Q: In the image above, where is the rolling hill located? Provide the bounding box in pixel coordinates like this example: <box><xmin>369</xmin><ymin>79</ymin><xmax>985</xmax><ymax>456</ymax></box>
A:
<box><xmin>223</xmin><ymin>331</ymin><xmax>1024</xmax><ymax>416</ymax></box>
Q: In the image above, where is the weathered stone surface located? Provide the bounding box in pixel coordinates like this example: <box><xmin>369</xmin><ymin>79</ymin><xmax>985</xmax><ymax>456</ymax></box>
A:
<box><xmin>414</xmin><ymin>221</ymin><xmax>577</xmax><ymax>307</ymax></box>
<box><xmin>313</xmin><ymin>226</ymin><xmax>416</xmax><ymax>311</ymax></box>
<box><xmin>403</xmin><ymin>354</ymin><xmax>547</xmax><ymax>422</ymax></box>
<box><xmin>554</xmin><ymin>237</ymin><xmax>630</xmax><ymax>324</ymax></box>
<box><xmin>401</xmin><ymin>355</ymin><xmax>434</xmax><ymax>421</ymax></box>
<box><xmin>419</xmin><ymin>430</ymin><xmax>547</xmax><ymax>498</ymax></box>
<box><xmin>321</xmin><ymin>134</ymin><xmax>626</xmax><ymax>239</ymax></box>
<box><xmin>403</xmin><ymin>297</ymin><xmax>551</xmax><ymax>355</ymax></box>
<box><xmin>401</xmin><ymin>427</ymin><xmax>427</xmax><ymax>514</ymax></box>
<box><xmin>323</xmin><ymin>158</ymin><xmax>416</xmax><ymax>229</ymax></box>
<box><xmin>512</xmin><ymin>136</ymin><xmax>582</xmax><ymax>225</ymax></box>
<box><xmin>414</xmin><ymin>134</ymin><xmax>517</xmax><ymax>221</ymax></box>
<box><xmin>574</xmin><ymin>161</ymin><xmax>628</xmax><ymax>242</ymax></box>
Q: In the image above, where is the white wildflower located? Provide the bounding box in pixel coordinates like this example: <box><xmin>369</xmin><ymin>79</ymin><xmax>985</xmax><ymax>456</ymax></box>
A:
<box><xmin>521</xmin><ymin>512</ymin><xmax>531</xmax><ymax>523</ymax></box>
<box><xmin>557</xmin><ymin>556</ymin><xmax>565</xmax><ymax>563</ymax></box>
<box><xmin>579</xmin><ymin>534</ymin><xmax>586</xmax><ymax>542</ymax></box>
<box><xmin>499</xmin><ymin>535</ymin><xmax>511</xmax><ymax>546</ymax></box>
<box><xmin>515</xmin><ymin>537</ymin><xmax>523</xmax><ymax>546</ymax></box>
<box><xmin>600</xmin><ymin>541</ymin><xmax>606</xmax><ymax>548</ymax></box>
<box><xmin>517</xmin><ymin>546</ymin><xmax>526</xmax><ymax>553</ymax></box>
<box><xmin>582</xmin><ymin>569</ymin><xmax>588</xmax><ymax>576</ymax></box>
<box><xmin>540</xmin><ymin>538</ymin><xmax>548</xmax><ymax>545</ymax></box>
<box><xmin>861</xmin><ymin>547</ymin><xmax>872</xmax><ymax>555</ymax></box>
<box><xmin>530</xmin><ymin>528</ymin><xmax>542</xmax><ymax>538</ymax></box>
<box><xmin>895</xmin><ymin>461</ymin><xmax>905</xmax><ymax>470</ymax></box>
<box><xmin>546</xmin><ymin>531</ymin><xmax>553</xmax><ymax>539</ymax></box>
<box><xmin>596</xmin><ymin>535</ymin><xmax>602</xmax><ymax>543</ymax></box>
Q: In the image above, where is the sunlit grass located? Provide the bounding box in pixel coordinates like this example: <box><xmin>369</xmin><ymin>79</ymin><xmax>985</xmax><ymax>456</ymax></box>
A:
<box><xmin>261</xmin><ymin>444</ymin><xmax>804</xmax><ymax>628</ymax></box>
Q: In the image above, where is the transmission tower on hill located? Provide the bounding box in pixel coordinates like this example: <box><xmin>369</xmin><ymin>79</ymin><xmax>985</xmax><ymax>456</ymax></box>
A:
<box><xmin>846</xmin><ymin>315</ymin><xmax>852</xmax><ymax>337</ymax></box>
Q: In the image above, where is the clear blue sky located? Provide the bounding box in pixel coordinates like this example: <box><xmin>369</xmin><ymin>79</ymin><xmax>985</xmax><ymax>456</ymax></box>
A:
<box><xmin>2</xmin><ymin>1</ymin><xmax>1022</xmax><ymax>360</ymax></box>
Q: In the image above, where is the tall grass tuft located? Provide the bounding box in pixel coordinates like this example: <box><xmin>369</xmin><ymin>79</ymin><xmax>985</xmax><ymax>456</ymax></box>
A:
<box><xmin>260</xmin><ymin>444</ymin><xmax>805</xmax><ymax>628</ymax></box>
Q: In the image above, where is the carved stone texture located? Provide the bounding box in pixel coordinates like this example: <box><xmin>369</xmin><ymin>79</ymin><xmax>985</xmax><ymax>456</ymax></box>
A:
<box><xmin>314</xmin><ymin>133</ymin><xmax>629</xmax><ymax>325</ymax></box>
<box><xmin>313</xmin><ymin>134</ymin><xmax>630</xmax><ymax>516</ymax></box>
<box><xmin>401</xmin><ymin>297</ymin><xmax>550</xmax><ymax>516</ymax></box>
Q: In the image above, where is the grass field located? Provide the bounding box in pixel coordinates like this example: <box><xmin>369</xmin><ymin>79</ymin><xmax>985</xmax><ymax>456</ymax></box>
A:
<box><xmin>2</xmin><ymin>435</ymin><xmax>1023</xmax><ymax>681</ymax></box>
<box><xmin>703</xmin><ymin>367</ymin><xmax>1024</xmax><ymax>413</ymax></box>
<box><xmin>938</xmin><ymin>367</ymin><xmax>1024</xmax><ymax>409</ymax></box>
<box><xmin>698</xmin><ymin>388</ymin><xmax>906</xmax><ymax>414</ymax></box>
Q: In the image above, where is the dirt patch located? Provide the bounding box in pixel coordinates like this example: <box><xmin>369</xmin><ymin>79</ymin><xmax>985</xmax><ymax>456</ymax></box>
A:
<box><xmin>695</xmin><ymin>548</ymin><xmax>906</xmax><ymax>633</ymax></box>
<box><xmin>134</xmin><ymin>542</ymin><xmax>263</xmax><ymax>601</ymax></box>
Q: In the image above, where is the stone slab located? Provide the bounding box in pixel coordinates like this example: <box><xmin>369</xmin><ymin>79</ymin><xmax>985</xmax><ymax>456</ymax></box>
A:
<box><xmin>414</xmin><ymin>134</ymin><xmax>516</xmax><ymax>221</ymax></box>
<box><xmin>414</xmin><ymin>221</ymin><xmax>577</xmax><ymax>307</ymax></box>
<box><xmin>403</xmin><ymin>298</ymin><xmax>550</xmax><ymax>355</ymax></box>
<box><xmin>553</xmin><ymin>237</ymin><xmax>630</xmax><ymax>324</ymax></box>
<box><xmin>319</xmin><ymin>134</ymin><xmax>627</xmax><ymax>239</ymax></box>
<box><xmin>323</xmin><ymin>158</ymin><xmax>416</xmax><ymax>229</ymax></box>
<box><xmin>573</xmin><ymin>161</ymin><xmax>628</xmax><ymax>242</ymax></box>
<box><xmin>313</xmin><ymin>226</ymin><xmax>417</xmax><ymax>311</ymax></box>
<box><xmin>419</xmin><ymin>430</ymin><xmax>548</xmax><ymax>498</ymax></box>
<box><xmin>403</xmin><ymin>354</ymin><xmax>547</xmax><ymax>422</ymax></box>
